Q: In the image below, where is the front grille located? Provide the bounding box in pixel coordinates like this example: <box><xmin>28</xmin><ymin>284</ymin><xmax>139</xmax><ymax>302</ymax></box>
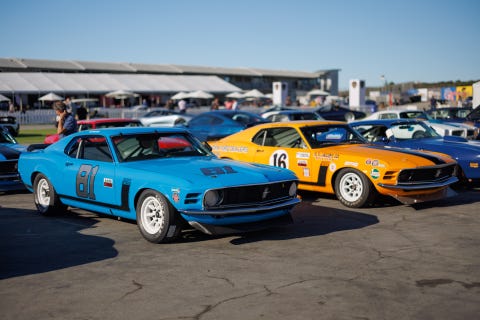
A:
<box><xmin>207</xmin><ymin>181</ymin><xmax>295</xmax><ymax>209</ymax></box>
<box><xmin>0</xmin><ymin>160</ymin><xmax>18</xmax><ymax>175</ymax></box>
<box><xmin>398</xmin><ymin>164</ymin><xmax>456</xmax><ymax>184</ymax></box>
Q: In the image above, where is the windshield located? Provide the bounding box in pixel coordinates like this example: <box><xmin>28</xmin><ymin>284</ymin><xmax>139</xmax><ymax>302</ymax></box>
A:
<box><xmin>300</xmin><ymin>124</ymin><xmax>366</xmax><ymax>148</ymax></box>
<box><xmin>112</xmin><ymin>132</ymin><xmax>214</xmax><ymax>162</ymax></box>
<box><xmin>0</xmin><ymin>128</ymin><xmax>17</xmax><ymax>144</ymax></box>
<box><xmin>386</xmin><ymin>122</ymin><xmax>440</xmax><ymax>140</ymax></box>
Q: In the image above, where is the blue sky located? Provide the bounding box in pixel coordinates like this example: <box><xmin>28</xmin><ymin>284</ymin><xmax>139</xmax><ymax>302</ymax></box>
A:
<box><xmin>1</xmin><ymin>0</ymin><xmax>479</xmax><ymax>89</ymax></box>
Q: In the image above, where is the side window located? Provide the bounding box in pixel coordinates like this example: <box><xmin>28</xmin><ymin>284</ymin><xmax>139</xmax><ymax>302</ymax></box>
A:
<box><xmin>190</xmin><ymin>115</ymin><xmax>215</xmax><ymax>126</ymax></box>
<box><xmin>66</xmin><ymin>136</ymin><xmax>113</xmax><ymax>162</ymax></box>
<box><xmin>379</xmin><ymin>113</ymin><xmax>397</xmax><ymax>119</ymax></box>
<box><xmin>252</xmin><ymin>130</ymin><xmax>267</xmax><ymax>145</ymax></box>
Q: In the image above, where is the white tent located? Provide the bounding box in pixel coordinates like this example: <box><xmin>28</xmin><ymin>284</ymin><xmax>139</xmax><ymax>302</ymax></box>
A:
<box><xmin>105</xmin><ymin>90</ymin><xmax>140</xmax><ymax>106</ymax></box>
<box><xmin>242</xmin><ymin>89</ymin><xmax>265</xmax><ymax>99</ymax></box>
<box><xmin>105</xmin><ymin>89</ymin><xmax>139</xmax><ymax>99</ymax></box>
<box><xmin>307</xmin><ymin>89</ymin><xmax>330</xmax><ymax>97</ymax></box>
<box><xmin>186</xmin><ymin>90</ymin><xmax>213</xmax><ymax>99</ymax></box>
<box><xmin>39</xmin><ymin>92</ymin><xmax>64</xmax><ymax>101</ymax></box>
<box><xmin>226</xmin><ymin>91</ymin><xmax>244</xmax><ymax>99</ymax></box>
<box><xmin>170</xmin><ymin>92</ymin><xmax>189</xmax><ymax>100</ymax></box>
<box><xmin>0</xmin><ymin>93</ymin><xmax>10</xmax><ymax>102</ymax></box>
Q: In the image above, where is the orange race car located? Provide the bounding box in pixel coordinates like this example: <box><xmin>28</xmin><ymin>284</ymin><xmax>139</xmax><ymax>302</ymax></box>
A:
<box><xmin>209</xmin><ymin>121</ymin><xmax>459</xmax><ymax>208</ymax></box>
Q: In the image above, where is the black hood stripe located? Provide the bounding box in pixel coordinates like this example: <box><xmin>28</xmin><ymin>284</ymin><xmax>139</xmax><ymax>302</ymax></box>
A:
<box><xmin>0</xmin><ymin>145</ymin><xmax>21</xmax><ymax>160</ymax></box>
<box><xmin>364</xmin><ymin>145</ymin><xmax>446</xmax><ymax>165</ymax></box>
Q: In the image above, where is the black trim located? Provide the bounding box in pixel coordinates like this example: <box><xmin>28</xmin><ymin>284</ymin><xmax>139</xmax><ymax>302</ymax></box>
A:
<box><xmin>365</xmin><ymin>145</ymin><xmax>446</xmax><ymax>165</ymax></box>
<box><xmin>59</xmin><ymin>181</ymin><xmax>131</xmax><ymax>212</ymax></box>
<box><xmin>317</xmin><ymin>165</ymin><xmax>328</xmax><ymax>186</ymax></box>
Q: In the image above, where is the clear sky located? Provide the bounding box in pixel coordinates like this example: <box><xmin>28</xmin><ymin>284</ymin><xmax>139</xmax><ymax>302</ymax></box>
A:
<box><xmin>1</xmin><ymin>0</ymin><xmax>479</xmax><ymax>90</ymax></box>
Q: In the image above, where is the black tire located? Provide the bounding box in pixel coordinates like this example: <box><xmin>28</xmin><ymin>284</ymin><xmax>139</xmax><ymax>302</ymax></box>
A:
<box><xmin>33</xmin><ymin>174</ymin><xmax>67</xmax><ymax>215</ymax></box>
<box><xmin>412</xmin><ymin>130</ymin><xmax>426</xmax><ymax>139</ymax></box>
<box><xmin>334</xmin><ymin>168</ymin><xmax>377</xmax><ymax>208</ymax></box>
<box><xmin>136</xmin><ymin>190</ymin><xmax>183</xmax><ymax>243</ymax></box>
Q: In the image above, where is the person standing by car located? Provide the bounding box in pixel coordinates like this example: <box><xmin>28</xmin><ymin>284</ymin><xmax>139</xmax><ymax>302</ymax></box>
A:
<box><xmin>178</xmin><ymin>99</ymin><xmax>187</xmax><ymax>113</ymax></box>
<box><xmin>54</xmin><ymin>102</ymin><xmax>77</xmax><ymax>138</ymax></box>
<box><xmin>76</xmin><ymin>104</ymin><xmax>88</xmax><ymax>120</ymax></box>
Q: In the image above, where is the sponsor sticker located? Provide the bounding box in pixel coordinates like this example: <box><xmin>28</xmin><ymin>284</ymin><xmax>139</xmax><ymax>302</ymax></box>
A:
<box><xmin>314</xmin><ymin>152</ymin><xmax>339</xmax><ymax>161</ymax></box>
<box><xmin>344</xmin><ymin>161</ymin><xmax>358</xmax><ymax>167</ymax></box>
<box><xmin>371</xmin><ymin>168</ymin><xmax>380</xmax><ymax>179</ymax></box>
<box><xmin>303</xmin><ymin>167</ymin><xmax>310</xmax><ymax>177</ymax></box>
<box><xmin>297</xmin><ymin>160</ymin><xmax>307</xmax><ymax>167</ymax></box>
<box><xmin>329</xmin><ymin>163</ymin><xmax>336</xmax><ymax>172</ymax></box>
<box><xmin>103</xmin><ymin>178</ymin><xmax>113</xmax><ymax>188</ymax></box>
<box><xmin>212</xmin><ymin>145</ymin><xmax>248</xmax><ymax>153</ymax></box>
<box><xmin>296</xmin><ymin>152</ymin><xmax>310</xmax><ymax>159</ymax></box>
<box><xmin>171</xmin><ymin>188</ymin><xmax>181</xmax><ymax>203</ymax></box>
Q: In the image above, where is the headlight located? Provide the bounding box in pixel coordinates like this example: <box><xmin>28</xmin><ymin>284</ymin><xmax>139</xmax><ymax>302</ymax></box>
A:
<box><xmin>204</xmin><ymin>190</ymin><xmax>223</xmax><ymax>207</ymax></box>
<box><xmin>288</xmin><ymin>182</ymin><xmax>297</xmax><ymax>197</ymax></box>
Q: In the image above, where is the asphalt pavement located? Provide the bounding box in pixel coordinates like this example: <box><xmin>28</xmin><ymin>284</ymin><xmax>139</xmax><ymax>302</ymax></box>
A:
<box><xmin>0</xmin><ymin>189</ymin><xmax>479</xmax><ymax>320</ymax></box>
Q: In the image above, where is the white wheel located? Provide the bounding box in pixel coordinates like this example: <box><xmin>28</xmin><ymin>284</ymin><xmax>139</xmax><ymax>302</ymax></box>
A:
<box><xmin>335</xmin><ymin>168</ymin><xmax>376</xmax><ymax>208</ymax></box>
<box><xmin>140</xmin><ymin>195</ymin><xmax>166</xmax><ymax>235</ymax></box>
<box><xmin>36</xmin><ymin>178</ymin><xmax>51</xmax><ymax>209</ymax></box>
<box><xmin>136</xmin><ymin>190</ymin><xmax>183</xmax><ymax>243</ymax></box>
<box><xmin>33</xmin><ymin>174</ymin><xmax>66</xmax><ymax>215</ymax></box>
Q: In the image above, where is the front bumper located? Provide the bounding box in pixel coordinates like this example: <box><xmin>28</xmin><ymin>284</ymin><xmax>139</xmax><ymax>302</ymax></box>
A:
<box><xmin>187</xmin><ymin>213</ymin><xmax>294</xmax><ymax>235</ymax></box>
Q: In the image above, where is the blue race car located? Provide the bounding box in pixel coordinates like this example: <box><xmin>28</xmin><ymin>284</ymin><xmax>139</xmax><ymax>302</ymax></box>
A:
<box><xmin>18</xmin><ymin>127</ymin><xmax>300</xmax><ymax>243</ymax></box>
<box><xmin>350</xmin><ymin>119</ymin><xmax>480</xmax><ymax>186</ymax></box>
<box><xmin>184</xmin><ymin>110</ymin><xmax>268</xmax><ymax>141</ymax></box>
<box><xmin>0</xmin><ymin>127</ymin><xmax>28</xmax><ymax>191</ymax></box>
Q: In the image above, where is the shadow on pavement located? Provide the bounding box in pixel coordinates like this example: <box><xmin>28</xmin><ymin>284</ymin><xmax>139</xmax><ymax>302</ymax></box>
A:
<box><xmin>228</xmin><ymin>199</ymin><xmax>379</xmax><ymax>245</ymax></box>
<box><xmin>0</xmin><ymin>208</ymin><xmax>118</xmax><ymax>280</ymax></box>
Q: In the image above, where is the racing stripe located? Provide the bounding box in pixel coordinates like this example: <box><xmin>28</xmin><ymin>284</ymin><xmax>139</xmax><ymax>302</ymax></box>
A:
<box><xmin>364</xmin><ymin>145</ymin><xmax>446</xmax><ymax>165</ymax></box>
<box><xmin>0</xmin><ymin>145</ymin><xmax>21</xmax><ymax>160</ymax></box>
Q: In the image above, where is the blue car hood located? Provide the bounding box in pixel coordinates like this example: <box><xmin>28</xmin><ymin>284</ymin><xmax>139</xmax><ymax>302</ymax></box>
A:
<box><xmin>121</xmin><ymin>156</ymin><xmax>294</xmax><ymax>188</ymax></box>
<box><xmin>0</xmin><ymin>144</ymin><xmax>27</xmax><ymax>160</ymax></box>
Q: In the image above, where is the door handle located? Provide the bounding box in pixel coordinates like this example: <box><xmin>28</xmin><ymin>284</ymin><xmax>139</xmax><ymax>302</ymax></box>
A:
<box><xmin>65</xmin><ymin>161</ymin><xmax>73</xmax><ymax>166</ymax></box>
<box><xmin>256</xmin><ymin>149</ymin><xmax>264</xmax><ymax>153</ymax></box>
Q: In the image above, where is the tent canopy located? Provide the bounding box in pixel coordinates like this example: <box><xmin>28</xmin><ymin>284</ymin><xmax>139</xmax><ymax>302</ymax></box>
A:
<box><xmin>0</xmin><ymin>72</ymin><xmax>241</xmax><ymax>94</ymax></box>
<box><xmin>0</xmin><ymin>93</ymin><xmax>10</xmax><ymax>102</ymax></box>
<box><xmin>38</xmin><ymin>92</ymin><xmax>64</xmax><ymax>101</ymax></box>
<box><xmin>242</xmin><ymin>89</ymin><xmax>266</xmax><ymax>98</ymax></box>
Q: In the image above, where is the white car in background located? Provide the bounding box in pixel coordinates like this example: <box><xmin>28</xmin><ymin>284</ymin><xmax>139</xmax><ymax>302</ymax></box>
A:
<box><xmin>363</xmin><ymin>109</ymin><xmax>471</xmax><ymax>138</ymax></box>
<box><xmin>138</xmin><ymin>108</ymin><xmax>193</xmax><ymax>127</ymax></box>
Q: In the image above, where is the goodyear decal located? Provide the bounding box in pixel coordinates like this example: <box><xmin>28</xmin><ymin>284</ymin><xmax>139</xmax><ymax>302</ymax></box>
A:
<box><xmin>365</xmin><ymin>145</ymin><xmax>446</xmax><ymax>165</ymax></box>
<box><xmin>212</xmin><ymin>145</ymin><xmax>248</xmax><ymax>153</ymax></box>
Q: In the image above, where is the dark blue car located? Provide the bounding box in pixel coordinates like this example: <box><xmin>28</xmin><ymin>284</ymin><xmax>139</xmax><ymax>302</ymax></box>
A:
<box><xmin>185</xmin><ymin>110</ymin><xmax>268</xmax><ymax>141</ymax></box>
<box><xmin>0</xmin><ymin>127</ymin><xmax>27</xmax><ymax>191</ymax></box>
<box><xmin>350</xmin><ymin>119</ymin><xmax>480</xmax><ymax>186</ymax></box>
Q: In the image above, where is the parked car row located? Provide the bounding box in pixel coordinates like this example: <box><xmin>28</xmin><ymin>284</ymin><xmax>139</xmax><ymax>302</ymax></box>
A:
<box><xmin>2</xmin><ymin>105</ymin><xmax>480</xmax><ymax>244</ymax></box>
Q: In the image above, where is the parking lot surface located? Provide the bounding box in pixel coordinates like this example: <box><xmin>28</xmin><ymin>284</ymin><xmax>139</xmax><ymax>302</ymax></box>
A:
<box><xmin>1</xmin><ymin>189</ymin><xmax>479</xmax><ymax>320</ymax></box>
